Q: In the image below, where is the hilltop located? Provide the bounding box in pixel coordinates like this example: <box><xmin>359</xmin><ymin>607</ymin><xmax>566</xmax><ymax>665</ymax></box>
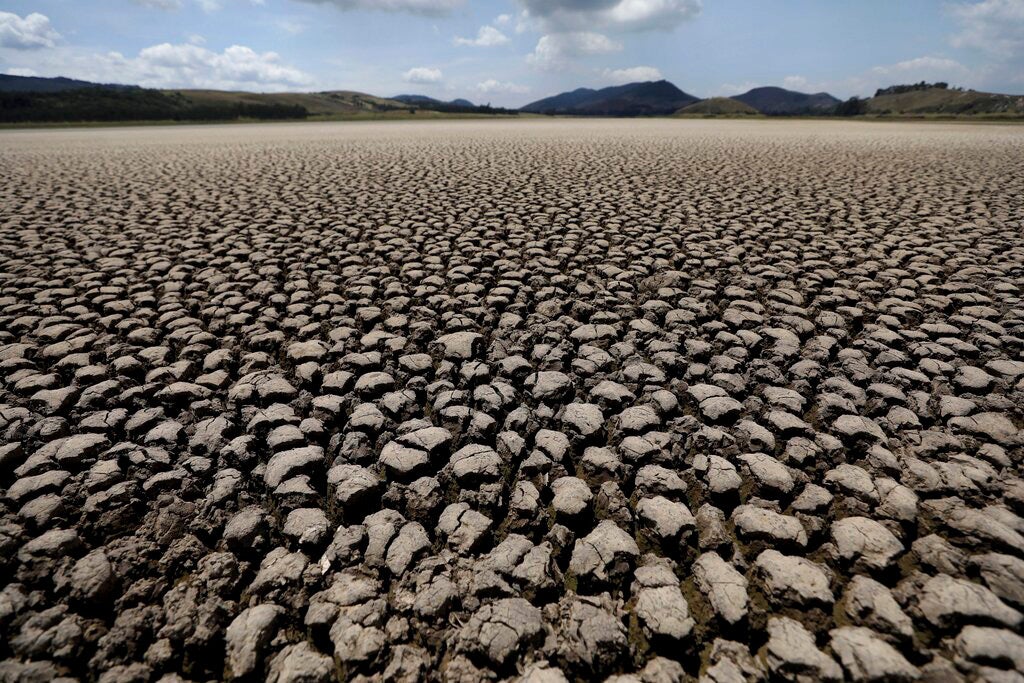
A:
<box><xmin>676</xmin><ymin>97</ymin><xmax>759</xmax><ymax>116</ymax></box>
<box><xmin>730</xmin><ymin>86</ymin><xmax>840</xmax><ymax>115</ymax></box>
<box><xmin>0</xmin><ymin>73</ymin><xmax>138</xmax><ymax>93</ymax></box>
<box><xmin>394</xmin><ymin>94</ymin><xmax>476</xmax><ymax>108</ymax></box>
<box><xmin>864</xmin><ymin>85</ymin><xmax>1024</xmax><ymax>117</ymax></box>
<box><xmin>520</xmin><ymin>80</ymin><xmax>699</xmax><ymax>116</ymax></box>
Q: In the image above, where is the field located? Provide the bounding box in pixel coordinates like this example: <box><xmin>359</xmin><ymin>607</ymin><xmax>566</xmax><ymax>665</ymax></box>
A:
<box><xmin>1</xmin><ymin>119</ymin><xmax>1023</xmax><ymax>681</ymax></box>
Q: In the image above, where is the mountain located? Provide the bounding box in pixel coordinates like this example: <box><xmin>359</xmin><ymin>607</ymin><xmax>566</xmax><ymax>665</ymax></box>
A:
<box><xmin>676</xmin><ymin>97</ymin><xmax>759</xmax><ymax>116</ymax></box>
<box><xmin>731</xmin><ymin>86</ymin><xmax>839</xmax><ymax>115</ymax></box>
<box><xmin>0</xmin><ymin>73</ymin><xmax>138</xmax><ymax>93</ymax></box>
<box><xmin>393</xmin><ymin>94</ymin><xmax>476</xmax><ymax>108</ymax></box>
<box><xmin>865</xmin><ymin>86</ymin><xmax>1024</xmax><ymax>116</ymax></box>
<box><xmin>521</xmin><ymin>80</ymin><xmax>699</xmax><ymax>116</ymax></box>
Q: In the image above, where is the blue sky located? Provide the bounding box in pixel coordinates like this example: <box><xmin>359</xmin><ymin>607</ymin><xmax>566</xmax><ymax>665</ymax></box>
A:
<box><xmin>1</xmin><ymin>0</ymin><xmax>1022</xmax><ymax>106</ymax></box>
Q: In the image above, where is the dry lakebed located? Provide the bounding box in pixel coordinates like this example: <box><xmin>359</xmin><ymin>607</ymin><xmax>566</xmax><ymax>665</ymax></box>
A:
<box><xmin>0</xmin><ymin>119</ymin><xmax>1023</xmax><ymax>682</ymax></box>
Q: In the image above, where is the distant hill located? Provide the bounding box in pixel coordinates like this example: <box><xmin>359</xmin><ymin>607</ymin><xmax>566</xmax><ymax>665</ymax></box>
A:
<box><xmin>0</xmin><ymin>82</ymin><xmax>519</xmax><ymax>124</ymax></box>
<box><xmin>394</xmin><ymin>94</ymin><xmax>476</xmax><ymax>108</ymax></box>
<box><xmin>1</xmin><ymin>87</ymin><xmax>317</xmax><ymax>123</ymax></box>
<box><xmin>864</xmin><ymin>86</ymin><xmax>1024</xmax><ymax>116</ymax></box>
<box><xmin>676</xmin><ymin>97</ymin><xmax>759</xmax><ymax>116</ymax></box>
<box><xmin>731</xmin><ymin>86</ymin><xmax>839</xmax><ymax>115</ymax></box>
<box><xmin>0</xmin><ymin>73</ymin><xmax>138</xmax><ymax>93</ymax></box>
<box><xmin>521</xmin><ymin>80</ymin><xmax>699</xmax><ymax>116</ymax></box>
<box><xmin>174</xmin><ymin>89</ymin><xmax>411</xmax><ymax>116</ymax></box>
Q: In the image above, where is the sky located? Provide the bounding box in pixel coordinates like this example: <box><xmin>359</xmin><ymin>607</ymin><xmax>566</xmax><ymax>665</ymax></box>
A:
<box><xmin>1</xmin><ymin>0</ymin><xmax>1022</xmax><ymax>107</ymax></box>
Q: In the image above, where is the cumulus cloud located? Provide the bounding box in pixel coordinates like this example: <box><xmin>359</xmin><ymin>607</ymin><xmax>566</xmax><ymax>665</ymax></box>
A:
<box><xmin>0</xmin><ymin>11</ymin><xmax>61</xmax><ymax>49</ymax></box>
<box><xmin>131</xmin><ymin>0</ymin><xmax>266</xmax><ymax>10</ymax></box>
<box><xmin>782</xmin><ymin>76</ymin><xmax>808</xmax><ymax>91</ymax></box>
<box><xmin>870</xmin><ymin>55</ymin><xmax>969</xmax><ymax>77</ymax></box>
<box><xmin>476</xmin><ymin>78</ymin><xmax>529</xmax><ymax>94</ymax></box>
<box><xmin>295</xmin><ymin>0</ymin><xmax>464</xmax><ymax>16</ymax></box>
<box><xmin>517</xmin><ymin>0</ymin><xmax>701</xmax><ymax>33</ymax></box>
<box><xmin>5</xmin><ymin>42</ymin><xmax>312</xmax><ymax>91</ymax></box>
<box><xmin>123</xmin><ymin>43</ymin><xmax>312</xmax><ymax>89</ymax></box>
<box><xmin>949</xmin><ymin>0</ymin><xmax>1024</xmax><ymax>58</ymax></box>
<box><xmin>601</xmin><ymin>65</ymin><xmax>662</xmax><ymax>84</ymax></box>
<box><xmin>527</xmin><ymin>31</ymin><xmax>621</xmax><ymax>69</ymax></box>
<box><xmin>778</xmin><ymin>55</ymin><xmax>972</xmax><ymax>99</ymax></box>
<box><xmin>131</xmin><ymin>0</ymin><xmax>184</xmax><ymax>8</ymax></box>
<box><xmin>454</xmin><ymin>25</ymin><xmax>510</xmax><ymax>47</ymax></box>
<box><xmin>403</xmin><ymin>66</ymin><xmax>443</xmax><ymax>83</ymax></box>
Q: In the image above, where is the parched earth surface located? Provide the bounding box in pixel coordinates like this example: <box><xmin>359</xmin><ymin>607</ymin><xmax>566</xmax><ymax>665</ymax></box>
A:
<box><xmin>0</xmin><ymin>119</ymin><xmax>1023</xmax><ymax>682</ymax></box>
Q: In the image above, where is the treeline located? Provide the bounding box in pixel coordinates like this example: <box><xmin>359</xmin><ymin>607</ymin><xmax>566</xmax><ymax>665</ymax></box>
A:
<box><xmin>409</xmin><ymin>102</ymin><xmax>519</xmax><ymax>116</ymax></box>
<box><xmin>874</xmin><ymin>81</ymin><xmax>950</xmax><ymax>97</ymax></box>
<box><xmin>0</xmin><ymin>87</ymin><xmax>308</xmax><ymax>123</ymax></box>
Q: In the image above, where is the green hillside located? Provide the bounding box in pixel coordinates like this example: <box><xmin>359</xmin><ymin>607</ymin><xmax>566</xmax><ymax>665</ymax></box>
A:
<box><xmin>167</xmin><ymin>89</ymin><xmax>411</xmax><ymax>115</ymax></box>
<box><xmin>675</xmin><ymin>97</ymin><xmax>759</xmax><ymax>116</ymax></box>
<box><xmin>866</xmin><ymin>87</ymin><xmax>1024</xmax><ymax>116</ymax></box>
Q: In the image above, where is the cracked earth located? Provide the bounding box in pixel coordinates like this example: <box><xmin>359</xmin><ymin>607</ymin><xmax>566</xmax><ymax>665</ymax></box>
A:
<box><xmin>0</xmin><ymin>119</ymin><xmax>1022</xmax><ymax>682</ymax></box>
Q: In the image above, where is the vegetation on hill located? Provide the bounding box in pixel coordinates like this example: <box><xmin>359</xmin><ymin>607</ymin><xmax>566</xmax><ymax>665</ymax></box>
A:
<box><xmin>874</xmin><ymin>81</ymin><xmax>949</xmax><ymax>97</ymax></box>
<box><xmin>0</xmin><ymin>81</ymin><xmax>520</xmax><ymax>124</ymax></box>
<box><xmin>865</xmin><ymin>86</ymin><xmax>1024</xmax><ymax>116</ymax></box>
<box><xmin>730</xmin><ymin>87</ymin><xmax>839</xmax><ymax>115</ymax></box>
<box><xmin>0</xmin><ymin>74</ymin><xmax>137</xmax><ymax>93</ymax></box>
<box><xmin>3</xmin><ymin>74</ymin><xmax>1021</xmax><ymax>125</ymax></box>
<box><xmin>521</xmin><ymin>81</ymin><xmax>699</xmax><ymax>116</ymax></box>
<box><xmin>0</xmin><ymin>88</ymin><xmax>308</xmax><ymax>123</ymax></box>
<box><xmin>675</xmin><ymin>97</ymin><xmax>759</xmax><ymax>116</ymax></box>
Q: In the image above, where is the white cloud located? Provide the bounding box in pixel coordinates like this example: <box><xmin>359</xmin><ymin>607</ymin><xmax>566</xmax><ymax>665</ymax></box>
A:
<box><xmin>782</xmin><ymin>75</ymin><xmax>808</xmax><ymax>90</ymax></box>
<box><xmin>527</xmin><ymin>31</ymin><xmax>621</xmax><ymax>69</ymax></box>
<box><xmin>715</xmin><ymin>80</ymin><xmax>759</xmax><ymax>96</ymax></box>
<box><xmin>295</xmin><ymin>0</ymin><xmax>464</xmax><ymax>16</ymax></box>
<box><xmin>276</xmin><ymin>19</ymin><xmax>307</xmax><ymax>35</ymax></box>
<box><xmin>131</xmin><ymin>0</ymin><xmax>265</xmax><ymax>9</ymax></box>
<box><xmin>131</xmin><ymin>0</ymin><xmax>184</xmax><ymax>8</ymax></box>
<box><xmin>0</xmin><ymin>11</ymin><xmax>60</xmax><ymax>49</ymax></box>
<box><xmin>5</xmin><ymin>42</ymin><xmax>313</xmax><ymax>91</ymax></box>
<box><xmin>949</xmin><ymin>0</ymin><xmax>1024</xmax><ymax>58</ymax></box>
<box><xmin>517</xmin><ymin>0</ymin><xmax>701</xmax><ymax>33</ymax></box>
<box><xmin>454</xmin><ymin>25</ymin><xmax>510</xmax><ymax>47</ymax></box>
<box><xmin>775</xmin><ymin>56</ymin><xmax>972</xmax><ymax>99</ymax></box>
<box><xmin>600</xmin><ymin>65</ymin><xmax>662</xmax><ymax>84</ymax></box>
<box><xmin>5</xmin><ymin>66</ymin><xmax>38</xmax><ymax>76</ymax></box>
<box><xmin>494</xmin><ymin>13</ymin><xmax>512</xmax><ymax>25</ymax></box>
<box><xmin>870</xmin><ymin>55</ymin><xmax>969</xmax><ymax>77</ymax></box>
<box><xmin>476</xmin><ymin>78</ymin><xmax>528</xmax><ymax>94</ymax></box>
<box><xmin>132</xmin><ymin>43</ymin><xmax>313</xmax><ymax>89</ymax></box>
<box><xmin>403</xmin><ymin>66</ymin><xmax>443</xmax><ymax>83</ymax></box>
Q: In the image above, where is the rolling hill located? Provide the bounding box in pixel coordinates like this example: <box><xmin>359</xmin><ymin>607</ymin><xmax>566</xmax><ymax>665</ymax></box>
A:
<box><xmin>676</xmin><ymin>97</ymin><xmax>759</xmax><ymax>116</ymax></box>
<box><xmin>865</xmin><ymin>86</ymin><xmax>1024</xmax><ymax>116</ymax></box>
<box><xmin>731</xmin><ymin>86</ymin><xmax>839</xmax><ymax>115</ymax></box>
<box><xmin>521</xmin><ymin>80</ymin><xmax>699</xmax><ymax>116</ymax></box>
<box><xmin>0</xmin><ymin>73</ymin><xmax>138</xmax><ymax>93</ymax></box>
<box><xmin>169</xmin><ymin>89</ymin><xmax>411</xmax><ymax>116</ymax></box>
<box><xmin>394</xmin><ymin>94</ymin><xmax>475</xmax><ymax>108</ymax></box>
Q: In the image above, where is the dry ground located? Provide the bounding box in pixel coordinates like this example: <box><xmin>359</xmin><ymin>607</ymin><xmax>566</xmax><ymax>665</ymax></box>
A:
<box><xmin>0</xmin><ymin>119</ymin><xmax>1023</xmax><ymax>682</ymax></box>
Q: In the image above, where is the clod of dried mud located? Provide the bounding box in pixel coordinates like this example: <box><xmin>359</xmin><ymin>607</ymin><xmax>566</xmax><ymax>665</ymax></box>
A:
<box><xmin>1</xmin><ymin>119</ymin><xmax>1023</xmax><ymax>682</ymax></box>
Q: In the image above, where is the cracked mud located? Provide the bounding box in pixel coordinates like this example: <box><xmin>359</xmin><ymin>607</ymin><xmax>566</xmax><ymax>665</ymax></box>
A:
<box><xmin>0</xmin><ymin>119</ymin><xmax>1023</xmax><ymax>682</ymax></box>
